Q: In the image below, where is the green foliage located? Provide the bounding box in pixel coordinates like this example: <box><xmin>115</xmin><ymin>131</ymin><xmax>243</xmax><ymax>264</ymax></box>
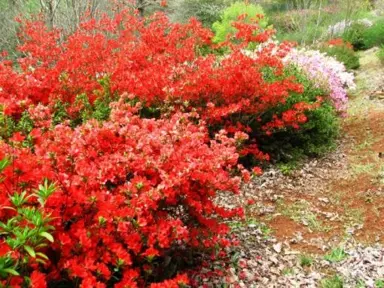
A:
<box><xmin>256</xmin><ymin>66</ymin><xmax>340</xmax><ymax>164</ymax></box>
<box><xmin>324</xmin><ymin>247</ymin><xmax>348</xmax><ymax>263</ymax></box>
<box><xmin>321</xmin><ymin>275</ymin><xmax>344</xmax><ymax>288</ymax></box>
<box><xmin>0</xmin><ymin>107</ymin><xmax>33</xmax><ymax>148</ymax></box>
<box><xmin>275</xmin><ymin>0</ymin><xmax>325</xmax><ymax>10</ymax></box>
<box><xmin>377</xmin><ymin>45</ymin><xmax>384</xmax><ymax>64</ymax></box>
<box><xmin>52</xmin><ymin>100</ymin><xmax>70</xmax><ymax>125</ymax></box>
<box><xmin>17</xmin><ymin>111</ymin><xmax>34</xmax><ymax>135</ymax></box>
<box><xmin>342</xmin><ymin>22</ymin><xmax>368</xmax><ymax>50</ymax></box>
<box><xmin>322</xmin><ymin>45</ymin><xmax>360</xmax><ymax>70</ymax></box>
<box><xmin>60</xmin><ymin>76</ymin><xmax>115</xmax><ymax>127</ymax></box>
<box><xmin>278</xmin><ymin>162</ymin><xmax>298</xmax><ymax>176</ymax></box>
<box><xmin>0</xmin><ymin>106</ymin><xmax>16</xmax><ymax>140</ymax></box>
<box><xmin>276</xmin><ymin>25</ymin><xmax>326</xmax><ymax>45</ymax></box>
<box><xmin>363</xmin><ymin>19</ymin><xmax>384</xmax><ymax>49</ymax></box>
<box><xmin>0</xmin><ymin>158</ymin><xmax>56</xmax><ymax>280</ymax></box>
<box><xmin>212</xmin><ymin>2</ymin><xmax>268</xmax><ymax>44</ymax></box>
<box><xmin>271</xmin><ymin>0</ymin><xmax>372</xmax><ymax>45</ymax></box>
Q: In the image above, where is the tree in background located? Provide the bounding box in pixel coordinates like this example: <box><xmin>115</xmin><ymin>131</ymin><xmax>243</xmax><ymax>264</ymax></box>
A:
<box><xmin>0</xmin><ymin>0</ymin><xmax>167</xmax><ymax>57</ymax></box>
<box><xmin>212</xmin><ymin>1</ymin><xmax>268</xmax><ymax>43</ymax></box>
<box><xmin>168</xmin><ymin>0</ymin><xmax>235</xmax><ymax>27</ymax></box>
<box><xmin>0</xmin><ymin>0</ymin><xmax>40</xmax><ymax>57</ymax></box>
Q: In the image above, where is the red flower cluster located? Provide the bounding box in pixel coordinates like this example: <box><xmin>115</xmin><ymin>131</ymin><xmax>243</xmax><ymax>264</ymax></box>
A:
<box><xmin>262</xmin><ymin>99</ymin><xmax>322</xmax><ymax>134</ymax></box>
<box><xmin>327</xmin><ymin>38</ymin><xmax>354</xmax><ymax>50</ymax></box>
<box><xmin>0</xmin><ymin>98</ymin><xmax>246</xmax><ymax>286</ymax></box>
<box><xmin>2</xmin><ymin>11</ymin><xmax>305</xmax><ymax>139</ymax></box>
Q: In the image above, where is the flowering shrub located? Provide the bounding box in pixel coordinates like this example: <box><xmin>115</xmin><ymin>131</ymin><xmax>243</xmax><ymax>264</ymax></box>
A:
<box><xmin>255</xmin><ymin>65</ymin><xmax>340</xmax><ymax>161</ymax></box>
<box><xmin>327</xmin><ymin>38</ymin><xmax>354</xmax><ymax>50</ymax></box>
<box><xmin>284</xmin><ymin>48</ymin><xmax>356</xmax><ymax>113</ymax></box>
<box><xmin>0</xmin><ymin>100</ymin><xmax>247</xmax><ymax>287</ymax></box>
<box><xmin>0</xmin><ymin>10</ymin><xmax>314</xmax><ymax>161</ymax></box>
<box><xmin>0</xmin><ymin>7</ymin><xmax>348</xmax><ymax>286</ymax></box>
<box><xmin>320</xmin><ymin>38</ymin><xmax>360</xmax><ymax>70</ymax></box>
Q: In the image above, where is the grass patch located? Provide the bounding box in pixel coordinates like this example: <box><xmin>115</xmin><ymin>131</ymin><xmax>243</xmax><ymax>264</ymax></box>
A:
<box><xmin>378</xmin><ymin>46</ymin><xmax>384</xmax><ymax>65</ymax></box>
<box><xmin>324</xmin><ymin>247</ymin><xmax>348</xmax><ymax>263</ymax></box>
<box><xmin>282</xmin><ymin>267</ymin><xmax>295</xmax><ymax>276</ymax></box>
<box><xmin>344</xmin><ymin>207</ymin><xmax>365</xmax><ymax>226</ymax></box>
<box><xmin>299</xmin><ymin>254</ymin><xmax>313</xmax><ymax>267</ymax></box>
<box><xmin>321</xmin><ymin>274</ymin><xmax>344</xmax><ymax>288</ymax></box>
<box><xmin>277</xmin><ymin>162</ymin><xmax>298</xmax><ymax>176</ymax></box>
<box><xmin>277</xmin><ymin>200</ymin><xmax>331</xmax><ymax>232</ymax></box>
<box><xmin>350</xmin><ymin>163</ymin><xmax>375</xmax><ymax>175</ymax></box>
<box><xmin>328</xmin><ymin>191</ymin><xmax>344</xmax><ymax>206</ymax></box>
<box><xmin>228</xmin><ymin>218</ymin><xmax>273</xmax><ymax>240</ymax></box>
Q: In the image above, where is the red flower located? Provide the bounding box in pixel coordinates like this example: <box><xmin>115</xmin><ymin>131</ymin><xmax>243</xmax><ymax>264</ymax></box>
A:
<box><xmin>30</xmin><ymin>271</ymin><xmax>47</xmax><ymax>288</ymax></box>
<box><xmin>0</xmin><ymin>241</ymin><xmax>10</xmax><ymax>257</ymax></box>
<box><xmin>10</xmin><ymin>132</ymin><xmax>25</xmax><ymax>143</ymax></box>
<box><xmin>252</xmin><ymin>167</ymin><xmax>263</xmax><ymax>176</ymax></box>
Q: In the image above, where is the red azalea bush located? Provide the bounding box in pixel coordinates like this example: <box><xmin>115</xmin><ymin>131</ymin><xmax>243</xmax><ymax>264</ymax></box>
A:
<box><xmin>0</xmin><ymin>99</ymin><xmax>246</xmax><ymax>287</ymax></box>
<box><xmin>0</xmin><ymin>8</ymin><xmax>336</xmax><ymax>287</ymax></box>
<box><xmin>0</xmin><ymin>10</ymin><xmax>312</xmax><ymax>160</ymax></box>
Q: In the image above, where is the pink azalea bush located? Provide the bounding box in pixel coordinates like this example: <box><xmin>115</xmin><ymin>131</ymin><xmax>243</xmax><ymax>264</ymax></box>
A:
<box><xmin>284</xmin><ymin>48</ymin><xmax>356</xmax><ymax>114</ymax></box>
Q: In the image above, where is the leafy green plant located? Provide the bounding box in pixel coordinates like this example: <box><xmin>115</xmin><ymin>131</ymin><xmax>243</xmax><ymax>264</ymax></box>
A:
<box><xmin>321</xmin><ymin>275</ymin><xmax>344</xmax><ymax>288</ymax></box>
<box><xmin>363</xmin><ymin>19</ymin><xmax>384</xmax><ymax>49</ymax></box>
<box><xmin>278</xmin><ymin>162</ymin><xmax>297</xmax><ymax>176</ymax></box>
<box><xmin>324</xmin><ymin>247</ymin><xmax>348</xmax><ymax>263</ymax></box>
<box><xmin>212</xmin><ymin>2</ymin><xmax>268</xmax><ymax>44</ymax></box>
<box><xmin>342</xmin><ymin>22</ymin><xmax>368</xmax><ymax>50</ymax></box>
<box><xmin>376</xmin><ymin>279</ymin><xmax>384</xmax><ymax>288</ymax></box>
<box><xmin>0</xmin><ymin>157</ymin><xmax>56</xmax><ymax>283</ymax></box>
<box><xmin>321</xmin><ymin>45</ymin><xmax>360</xmax><ymax>70</ymax></box>
<box><xmin>256</xmin><ymin>66</ymin><xmax>340</xmax><ymax>164</ymax></box>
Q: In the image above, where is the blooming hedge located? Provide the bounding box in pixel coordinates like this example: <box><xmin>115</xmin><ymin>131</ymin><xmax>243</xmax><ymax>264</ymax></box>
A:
<box><xmin>0</xmin><ymin>100</ymin><xmax>247</xmax><ymax>287</ymax></box>
<box><xmin>0</xmin><ymin>10</ymin><xmax>315</xmax><ymax>160</ymax></box>
<box><xmin>0</xmin><ymin>8</ymin><xmax>350</xmax><ymax>287</ymax></box>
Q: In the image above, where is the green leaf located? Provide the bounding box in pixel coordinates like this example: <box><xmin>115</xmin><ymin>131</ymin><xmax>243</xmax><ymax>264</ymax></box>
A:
<box><xmin>39</xmin><ymin>232</ymin><xmax>54</xmax><ymax>243</ymax></box>
<box><xmin>35</xmin><ymin>243</ymin><xmax>48</xmax><ymax>249</ymax></box>
<box><xmin>0</xmin><ymin>157</ymin><xmax>11</xmax><ymax>172</ymax></box>
<box><xmin>36</xmin><ymin>252</ymin><xmax>49</xmax><ymax>260</ymax></box>
<box><xmin>2</xmin><ymin>268</ymin><xmax>20</xmax><ymax>276</ymax></box>
<box><xmin>24</xmin><ymin>245</ymin><xmax>36</xmax><ymax>258</ymax></box>
<box><xmin>35</xmin><ymin>259</ymin><xmax>47</xmax><ymax>265</ymax></box>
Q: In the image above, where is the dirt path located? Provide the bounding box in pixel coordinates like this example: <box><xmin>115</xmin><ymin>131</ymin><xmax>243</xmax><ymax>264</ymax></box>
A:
<box><xmin>213</xmin><ymin>48</ymin><xmax>384</xmax><ymax>287</ymax></box>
